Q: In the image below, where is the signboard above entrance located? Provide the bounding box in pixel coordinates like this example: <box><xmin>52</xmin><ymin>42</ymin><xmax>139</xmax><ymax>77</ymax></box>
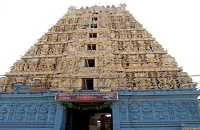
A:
<box><xmin>55</xmin><ymin>92</ymin><xmax>118</xmax><ymax>101</ymax></box>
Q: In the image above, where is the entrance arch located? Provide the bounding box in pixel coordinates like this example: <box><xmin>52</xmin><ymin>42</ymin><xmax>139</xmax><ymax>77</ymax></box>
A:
<box><xmin>65</xmin><ymin>105</ymin><xmax>112</xmax><ymax>130</ymax></box>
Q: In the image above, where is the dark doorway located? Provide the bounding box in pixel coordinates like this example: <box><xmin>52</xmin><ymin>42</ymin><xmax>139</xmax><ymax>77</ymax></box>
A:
<box><xmin>89</xmin><ymin>33</ymin><xmax>97</xmax><ymax>38</ymax></box>
<box><xmin>85</xmin><ymin>59</ymin><xmax>95</xmax><ymax>67</ymax></box>
<box><xmin>65</xmin><ymin>106</ymin><xmax>112</xmax><ymax>130</ymax></box>
<box><xmin>82</xmin><ymin>78</ymin><xmax>94</xmax><ymax>90</ymax></box>
<box><xmin>92</xmin><ymin>17</ymin><xmax>98</xmax><ymax>21</ymax></box>
<box><xmin>87</xmin><ymin>44</ymin><xmax>96</xmax><ymax>50</ymax></box>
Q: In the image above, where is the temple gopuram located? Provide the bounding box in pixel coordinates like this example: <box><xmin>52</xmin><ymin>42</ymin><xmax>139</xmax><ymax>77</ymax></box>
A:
<box><xmin>0</xmin><ymin>4</ymin><xmax>200</xmax><ymax>130</ymax></box>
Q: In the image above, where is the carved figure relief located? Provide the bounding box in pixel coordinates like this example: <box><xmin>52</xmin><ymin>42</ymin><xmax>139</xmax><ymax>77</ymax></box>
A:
<box><xmin>27</xmin><ymin>105</ymin><xmax>37</xmax><ymax>122</ymax></box>
<box><xmin>188</xmin><ymin>102</ymin><xmax>199</xmax><ymax>120</ymax></box>
<box><xmin>120</xmin><ymin>102</ymin><xmax>127</xmax><ymax>121</ymax></box>
<box><xmin>155</xmin><ymin>102</ymin><xmax>165</xmax><ymax>120</ymax></box>
<box><xmin>0</xmin><ymin>106</ymin><xmax>7</xmax><ymax>122</ymax></box>
<box><xmin>129</xmin><ymin>102</ymin><xmax>140</xmax><ymax>121</ymax></box>
<box><xmin>15</xmin><ymin>106</ymin><xmax>25</xmax><ymax>122</ymax></box>
<box><xmin>142</xmin><ymin>102</ymin><xmax>152</xmax><ymax>121</ymax></box>
<box><xmin>176</xmin><ymin>102</ymin><xmax>187</xmax><ymax>120</ymax></box>
<box><xmin>2</xmin><ymin>5</ymin><xmax>196</xmax><ymax>92</ymax></box>
<box><xmin>7</xmin><ymin>107</ymin><xmax>14</xmax><ymax>122</ymax></box>
<box><xmin>49</xmin><ymin>105</ymin><xmax>56</xmax><ymax>122</ymax></box>
<box><xmin>167</xmin><ymin>102</ymin><xmax>175</xmax><ymax>120</ymax></box>
<box><xmin>38</xmin><ymin>106</ymin><xmax>48</xmax><ymax>121</ymax></box>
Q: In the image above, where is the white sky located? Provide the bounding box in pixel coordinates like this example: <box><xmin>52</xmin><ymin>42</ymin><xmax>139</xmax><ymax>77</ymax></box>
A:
<box><xmin>0</xmin><ymin>0</ymin><xmax>200</xmax><ymax>84</ymax></box>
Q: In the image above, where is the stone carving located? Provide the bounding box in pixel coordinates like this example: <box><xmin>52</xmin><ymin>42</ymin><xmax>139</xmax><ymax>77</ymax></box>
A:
<box><xmin>27</xmin><ymin>105</ymin><xmax>37</xmax><ymax>122</ymax></box>
<box><xmin>2</xmin><ymin>4</ymin><xmax>196</xmax><ymax>92</ymax></box>
<box><xmin>120</xmin><ymin>102</ymin><xmax>127</xmax><ymax>121</ymax></box>
<box><xmin>38</xmin><ymin>106</ymin><xmax>48</xmax><ymax>121</ymax></box>
<box><xmin>188</xmin><ymin>101</ymin><xmax>199</xmax><ymax>120</ymax></box>
<box><xmin>49</xmin><ymin>105</ymin><xmax>56</xmax><ymax>122</ymax></box>
<box><xmin>7</xmin><ymin>105</ymin><xmax>14</xmax><ymax>122</ymax></box>
<box><xmin>167</xmin><ymin>101</ymin><xmax>176</xmax><ymax>120</ymax></box>
<box><xmin>155</xmin><ymin>101</ymin><xmax>166</xmax><ymax>120</ymax></box>
<box><xmin>176</xmin><ymin>102</ymin><xmax>187</xmax><ymax>120</ymax></box>
<box><xmin>15</xmin><ymin>106</ymin><xmax>25</xmax><ymax>122</ymax></box>
<box><xmin>129</xmin><ymin>102</ymin><xmax>140</xmax><ymax>121</ymax></box>
<box><xmin>0</xmin><ymin>106</ymin><xmax>7</xmax><ymax>122</ymax></box>
<box><xmin>0</xmin><ymin>91</ymin><xmax>199</xmax><ymax>129</ymax></box>
<box><xmin>0</xmin><ymin>101</ymin><xmax>65</xmax><ymax>130</ymax></box>
<box><xmin>142</xmin><ymin>102</ymin><xmax>152</xmax><ymax>121</ymax></box>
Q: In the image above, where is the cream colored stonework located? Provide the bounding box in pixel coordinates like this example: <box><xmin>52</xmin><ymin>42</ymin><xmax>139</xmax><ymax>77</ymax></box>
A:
<box><xmin>1</xmin><ymin>4</ymin><xmax>197</xmax><ymax>92</ymax></box>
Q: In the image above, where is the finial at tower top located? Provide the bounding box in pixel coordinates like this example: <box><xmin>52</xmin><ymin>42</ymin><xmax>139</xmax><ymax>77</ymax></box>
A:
<box><xmin>68</xmin><ymin>5</ymin><xmax>77</xmax><ymax>12</ymax></box>
<box><xmin>119</xmin><ymin>3</ymin><xmax>127</xmax><ymax>9</ymax></box>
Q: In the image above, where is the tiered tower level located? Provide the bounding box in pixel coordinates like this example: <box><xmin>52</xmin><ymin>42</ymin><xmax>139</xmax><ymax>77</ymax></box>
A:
<box><xmin>2</xmin><ymin>4</ymin><xmax>197</xmax><ymax>92</ymax></box>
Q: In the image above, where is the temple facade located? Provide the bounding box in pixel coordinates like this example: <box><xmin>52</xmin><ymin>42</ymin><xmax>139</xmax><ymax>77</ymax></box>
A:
<box><xmin>0</xmin><ymin>4</ymin><xmax>199</xmax><ymax>130</ymax></box>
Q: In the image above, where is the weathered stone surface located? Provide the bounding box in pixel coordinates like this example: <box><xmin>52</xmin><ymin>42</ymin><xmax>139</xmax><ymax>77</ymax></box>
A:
<box><xmin>0</xmin><ymin>89</ymin><xmax>199</xmax><ymax>130</ymax></box>
<box><xmin>0</xmin><ymin>4</ymin><xmax>199</xmax><ymax>130</ymax></box>
<box><xmin>0</xmin><ymin>4</ymin><xmax>197</xmax><ymax>92</ymax></box>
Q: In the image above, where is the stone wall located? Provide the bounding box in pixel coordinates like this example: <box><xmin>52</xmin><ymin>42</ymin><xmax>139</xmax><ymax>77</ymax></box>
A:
<box><xmin>0</xmin><ymin>89</ymin><xmax>199</xmax><ymax>130</ymax></box>
<box><xmin>111</xmin><ymin>88</ymin><xmax>200</xmax><ymax>130</ymax></box>
<box><xmin>0</xmin><ymin>91</ymin><xmax>65</xmax><ymax>130</ymax></box>
<box><xmin>3</xmin><ymin>5</ymin><xmax>196</xmax><ymax>92</ymax></box>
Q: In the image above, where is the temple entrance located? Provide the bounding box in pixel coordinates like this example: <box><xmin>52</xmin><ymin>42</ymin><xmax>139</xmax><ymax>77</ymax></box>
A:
<box><xmin>65</xmin><ymin>106</ymin><xmax>112</xmax><ymax>130</ymax></box>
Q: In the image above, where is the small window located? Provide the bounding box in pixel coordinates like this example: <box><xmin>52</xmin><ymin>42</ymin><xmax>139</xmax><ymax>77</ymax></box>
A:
<box><xmin>82</xmin><ymin>78</ymin><xmax>93</xmax><ymax>90</ymax></box>
<box><xmin>85</xmin><ymin>59</ymin><xmax>95</xmax><ymax>67</ymax></box>
<box><xmin>93</xmin><ymin>12</ymin><xmax>98</xmax><ymax>14</ymax></box>
<box><xmin>92</xmin><ymin>17</ymin><xmax>98</xmax><ymax>21</ymax></box>
<box><xmin>89</xmin><ymin>33</ymin><xmax>97</xmax><ymax>38</ymax></box>
<box><xmin>91</xmin><ymin>24</ymin><xmax>97</xmax><ymax>28</ymax></box>
<box><xmin>87</xmin><ymin>44</ymin><xmax>96</xmax><ymax>50</ymax></box>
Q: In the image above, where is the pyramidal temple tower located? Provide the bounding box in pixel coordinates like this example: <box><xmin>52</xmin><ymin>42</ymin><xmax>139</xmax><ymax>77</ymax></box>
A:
<box><xmin>2</xmin><ymin>4</ymin><xmax>197</xmax><ymax>92</ymax></box>
<box><xmin>0</xmin><ymin>4</ymin><xmax>200</xmax><ymax>130</ymax></box>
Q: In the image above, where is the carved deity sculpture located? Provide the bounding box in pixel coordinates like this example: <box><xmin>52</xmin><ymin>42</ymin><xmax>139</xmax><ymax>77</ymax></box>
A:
<box><xmin>27</xmin><ymin>106</ymin><xmax>37</xmax><ymax>122</ymax></box>
<box><xmin>2</xmin><ymin>4</ymin><xmax>196</xmax><ymax>92</ymax></box>
<box><xmin>120</xmin><ymin>102</ymin><xmax>127</xmax><ymax>121</ymax></box>
<box><xmin>15</xmin><ymin>106</ymin><xmax>24</xmax><ymax>121</ymax></box>
<box><xmin>142</xmin><ymin>102</ymin><xmax>152</xmax><ymax>120</ymax></box>
<box><xmin>129</xmin><ymin>102</ymin><xmax>140</xmax><ymax>121</ymax></box>
<box><xmin>0</xmin><ymin>107</ymin><xmax>6</xmax><ymax>121</ymax></box>
<box><xmin>39</xmin><ymin>106</ymin><xmax>48</xmax><ymax>121</ymax></box>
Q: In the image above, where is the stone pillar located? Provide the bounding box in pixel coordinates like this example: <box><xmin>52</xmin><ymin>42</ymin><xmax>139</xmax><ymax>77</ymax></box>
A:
<box><xmin>77</xmin><ymin>79</ymin><xmax>82</xmax><ymax>88</ymax></box>
<box><xmin>54</xmin><ymin>104</ymin><xmax>66</xmax><ymax>130</ymax></box>
<box><xmin>111</xmin><ymin>102</ymin><xmax>120</xmax><ymax>130</ymax></box>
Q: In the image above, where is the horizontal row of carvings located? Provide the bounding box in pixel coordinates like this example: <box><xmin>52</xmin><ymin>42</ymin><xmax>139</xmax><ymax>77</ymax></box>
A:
<box><xmin>0</xmin><ymin>103</ymin><xmax>60</xmax><ymax>123</ymax></box>
<box><xmin>112</xmin><ymin>100</ymin><xmax>200</xmax><ymax>122</ymax></box>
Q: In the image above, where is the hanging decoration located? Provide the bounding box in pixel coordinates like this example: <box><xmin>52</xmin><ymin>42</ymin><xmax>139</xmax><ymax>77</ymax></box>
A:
<box><xmin>61</xmin><ymin>102</ymin><xmax>112</xmax><ymax>111</ymax></box>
